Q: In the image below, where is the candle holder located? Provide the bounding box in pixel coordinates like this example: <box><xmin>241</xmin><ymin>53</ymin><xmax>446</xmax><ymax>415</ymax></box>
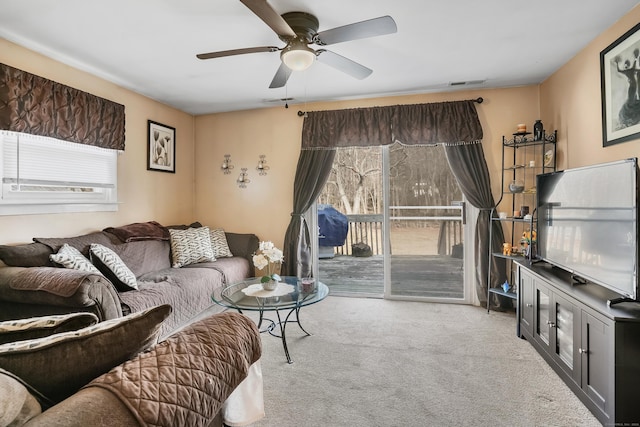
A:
<box><xmin>221</xmin><ymin>154</ymin><xmax>234</xmax><ymax>174</ymax></box>
<box><xmin>256</xmin><ymin>155</ymin><xmax>270</xmax><ymax>176</ymax></box>
<box><xmin>237</xmin><ymin>168</ymin><xmax>250</xmax><ymax>188</ymax></box>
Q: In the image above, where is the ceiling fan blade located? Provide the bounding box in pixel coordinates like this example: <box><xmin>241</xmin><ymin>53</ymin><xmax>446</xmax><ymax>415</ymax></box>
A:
<box><xmin>240</xmin><ymin>0</ymin><xmax>296</xmax><ymax>39</ymax></box>
<box><xmin>315</xmin><ymin>15</ymin><xmax>397</xmax><ymax>46</ymax></box>
<box><xmin>269</xmin><ymin>62</ymin><xmax>293</xmax><ymax>88</ymax></box>
<box><xmin>316</xmin><ymin>50</ymin><xmax>372</xmax><ymax>80</ymax></box>
<box><xmin>197</xmin><ymin>46</ymin><xmax>279</xmax><ymax>60</ymax></box>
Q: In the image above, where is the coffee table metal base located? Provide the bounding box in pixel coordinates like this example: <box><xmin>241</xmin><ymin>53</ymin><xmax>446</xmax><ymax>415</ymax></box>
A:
<box><xmin>212</xmin><ymin>277</ymin><xmax>329</xmax><ymax>364</ymax></box>
<box><xmin>237</xmin><ymin>306</ymin><xmax>310</xmax><ymax>364</ymax></box>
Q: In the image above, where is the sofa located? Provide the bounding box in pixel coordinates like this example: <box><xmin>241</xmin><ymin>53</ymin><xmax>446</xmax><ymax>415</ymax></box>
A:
<box><xmin>0</xmin><ymin>221</ymin><xmax>260</xmax><ymax>339</ymax></box>
<box><xmin>0</xmin><ymin>305</ymin><xmax>263</xmax><ymax>427</ymax></box>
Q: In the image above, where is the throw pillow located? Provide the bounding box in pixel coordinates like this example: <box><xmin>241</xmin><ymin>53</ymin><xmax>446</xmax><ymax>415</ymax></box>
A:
<box><xmin>0</xmin><ymin>312</ymin><xmax>99</xmax><ymax>345</ymax></box>
<box><xmin>89</xmin><ymin>243</ymin><xmax>138</xmax><ymax>291</ymax></box>
<box><xmin>169</xmin><ymin>226</ymin><xmax>216</xmax><ymax>268</ymax></box>
<box><xmin>0</xmin><ymin>242</ymin><xmax>54</xmax><ymax>267</ymax></box>
<box><xmin>0</xmin><ymin>304</ymin><xmax>172</xmax><ymax>406</ymax></box>
<box><xmin>0</xmin><ymin>369</ymin><xmax>41</xmax><ymax>426</ymax></box>
<box><xmin>49</xmin><ymin>243</ymin><xmax>102</xmax><ymax>275</ymax></box>
<box><xmin>209</xmin><ymin>228</ymin><xmax>234</xmax><ymax>258</ymax></box>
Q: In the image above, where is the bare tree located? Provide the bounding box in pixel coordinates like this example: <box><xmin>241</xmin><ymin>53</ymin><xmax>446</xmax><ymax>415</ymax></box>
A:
<box><xmin>319</xmin><ymin>144</ymin><xmax>460</xmax><ymax>216</ymax></box>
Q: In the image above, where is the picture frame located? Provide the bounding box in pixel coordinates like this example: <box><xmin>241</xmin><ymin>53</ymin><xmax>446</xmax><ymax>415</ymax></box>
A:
<box><xmin>147</xmin><ymin>120</ymin><xmax>176</xmax><ymax>173</ymax></box>
<box><xmin>600</xmin><ymin>22</ymin><xmax>640</xmax><ymax>147</ymax></box>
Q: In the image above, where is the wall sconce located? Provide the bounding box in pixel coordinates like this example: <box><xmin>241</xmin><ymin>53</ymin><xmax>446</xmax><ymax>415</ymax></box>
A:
<box><xmin>237</xmin><ymin>168</ymin><xmax>250</xmax><ymax>188</ymax></box>
<box><xmin>221</xmin><ymin>154</ymin><xmax>234</xmax><ymax>174</ymax></box>
<box><xmin>256</xmin><ymin>155</ymin><xmax>270</xmax><ymax>176</ymax></box>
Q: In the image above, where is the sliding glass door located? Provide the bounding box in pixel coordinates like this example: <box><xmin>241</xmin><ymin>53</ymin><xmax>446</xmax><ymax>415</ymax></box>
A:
<box><xmin>384</xmin><ymin>144</ymin><xmax>466</xmax><ymax>301</ymax></box>
<box><xmin>316</xmin><ymin>144</ymin><xmax>470</xmax><ymax>302</ymax></box>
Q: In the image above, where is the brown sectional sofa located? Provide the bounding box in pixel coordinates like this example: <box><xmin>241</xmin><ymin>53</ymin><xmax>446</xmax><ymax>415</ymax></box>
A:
<box><xmin>0</xmin><ymin>222</ymin><xmax>259</xmax><ymax>339</ymax></box>
<box><xmin>0</xmin><ymin>221</ymin><xmax>263</xmax><ymax>426</ymax></box>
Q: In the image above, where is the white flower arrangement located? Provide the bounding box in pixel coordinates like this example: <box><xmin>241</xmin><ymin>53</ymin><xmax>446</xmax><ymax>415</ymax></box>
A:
<box><xmin>252</xmin><ymin>241</ymin><xmax>284</xmax><ymax>283</ymax></box>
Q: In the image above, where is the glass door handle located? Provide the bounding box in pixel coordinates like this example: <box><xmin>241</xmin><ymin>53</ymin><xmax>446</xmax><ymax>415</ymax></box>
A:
<box><xmin>547</xmin><ymin>320</ymin><xmax>556</xmax><ymax>328</ymax></box>
<box><xmin>579</xmin><ymin>348</ymin><xmax>588</xmax><ymax>354</ymax></box>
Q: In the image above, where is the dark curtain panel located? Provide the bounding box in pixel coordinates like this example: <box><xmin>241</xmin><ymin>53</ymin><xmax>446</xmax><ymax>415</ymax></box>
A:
<box><xmin>281</xmin><ymin>149</ymin><xmax>336</xmax><ymax>277</ymax></box>
<box><xmin>443</xmin><ymin>142</ymin><xmax>506</xmax><ymax>306</ymax></box>
<box><xmin>0</xmin><ymin>63</ymin><xmax>125</xmax><ymax>150</ymax></box>
<box><xmin>301</xmin><ymin>107</ymin><xmax>395</xmax><ymax>149</ymax></box>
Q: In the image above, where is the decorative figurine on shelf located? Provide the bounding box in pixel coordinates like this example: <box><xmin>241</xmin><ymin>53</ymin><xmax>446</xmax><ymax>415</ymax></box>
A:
<box><xmin>533</xmin><ymin>120</ymin><xmax>544</xmax><ymax>141</ymax></box>
<box><xmin>521</xmin><ymin>230</ymin><xmax>537</xmax><ymax>257</ymax></box>
<box><xmin>503</xmin><ymin>242</ymin><xmax>512</xmax><ymax>255</ymax></box>
<box><xmin>502</xmin><ymin>281</ymin><xmax>511</xmax><ymax>293</ymax></box>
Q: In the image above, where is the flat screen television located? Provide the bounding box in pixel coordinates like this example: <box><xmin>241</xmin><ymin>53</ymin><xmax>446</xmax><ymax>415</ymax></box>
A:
<box><xmin>536</xmin><ymin>158</ymin><xmax>638</xmax><ymax>301</ymax></box>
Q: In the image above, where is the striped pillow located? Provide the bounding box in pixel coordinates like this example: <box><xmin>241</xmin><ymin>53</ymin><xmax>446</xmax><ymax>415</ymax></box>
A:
<box><xmin>49</xmin><ymin>244</ymin><xmax>102</xmax><ymax>275</ymax></box>
<box><xmin>209</xmin><ymin>228</ymin><xmax>233</xmax><ymax>258</ymax></box>
<box><xmin>89</xmin><ymin>243</ymin><xmax>138</xmax><ymax>291</ymax></box>
<box><xmin>169</xmin><ymin>227</ymin><xmax>215</xmax><ymax>268</ymax></box>
<box><xmin>0</xmin><ymin>313</ymin><xmax>99</xmax><ymax>345</ymax></box>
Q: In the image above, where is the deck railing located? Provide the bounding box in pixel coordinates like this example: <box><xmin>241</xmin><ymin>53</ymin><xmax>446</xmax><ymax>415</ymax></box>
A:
<box><xmin>331</xmin><ymin>206</ymin><xmax>463</xmax><ymax>256</ymax></box>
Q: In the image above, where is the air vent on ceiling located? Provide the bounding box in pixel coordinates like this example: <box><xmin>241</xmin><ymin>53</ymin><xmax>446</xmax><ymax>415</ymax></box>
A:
<box><xmin>449</xmin><ymin>80</ymin><xmax>486</xmax><ymax>87</ymax></box>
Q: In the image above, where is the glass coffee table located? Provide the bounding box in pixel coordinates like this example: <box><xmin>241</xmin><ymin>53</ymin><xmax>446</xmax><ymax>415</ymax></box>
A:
<box><xmin>212</xmin><ymin>276</ymin><xmax>329</xmax><ymax>364</ymax></box>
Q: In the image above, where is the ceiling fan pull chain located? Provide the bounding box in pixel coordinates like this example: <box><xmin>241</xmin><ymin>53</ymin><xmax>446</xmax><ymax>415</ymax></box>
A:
<box><xmin>285</xmin><ymin>80</ymin><xmax>289</xmax><ymax>109</ymax></box>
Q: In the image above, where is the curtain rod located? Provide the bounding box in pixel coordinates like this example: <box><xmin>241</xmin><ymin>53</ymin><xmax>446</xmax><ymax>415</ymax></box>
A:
<box><xmin>297</xmin><ymin>97</ymin><xmax>484</xmax><ymax>117</ymax></box>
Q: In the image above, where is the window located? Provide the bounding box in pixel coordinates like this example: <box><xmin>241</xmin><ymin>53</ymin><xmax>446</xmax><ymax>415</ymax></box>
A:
<box><xmin>0</xmin><ymin>131</ymin><xmax>118</xmax><ymax>215</ymax></box>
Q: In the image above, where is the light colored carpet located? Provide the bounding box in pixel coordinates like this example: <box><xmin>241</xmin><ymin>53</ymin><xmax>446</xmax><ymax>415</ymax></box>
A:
<box><xmin>242</xmin><ymin>296</ymin><xmax>600</xmax><ymax>427</ymax></box>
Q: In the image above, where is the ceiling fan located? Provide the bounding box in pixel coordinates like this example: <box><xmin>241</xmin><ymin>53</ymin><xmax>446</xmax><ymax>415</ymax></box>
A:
<box><xmin>196</xmin><ymin>0</ymin><xmax>397</xmax><ymax>88</ymax></box>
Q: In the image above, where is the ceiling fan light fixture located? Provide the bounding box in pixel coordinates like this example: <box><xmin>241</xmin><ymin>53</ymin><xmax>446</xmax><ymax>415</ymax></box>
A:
<box><xmin>281</xmin><ymin>41</ymin><xmax>316</xmax><ymax>71</ymax></box>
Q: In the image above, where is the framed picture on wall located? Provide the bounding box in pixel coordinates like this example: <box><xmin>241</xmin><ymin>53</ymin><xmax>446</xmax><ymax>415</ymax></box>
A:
<box><xmin>600</xmin><ymin>22</ymin><xmax>640</xmax><ymax>147</ymax></box>
<box><xmin>147</xmin><ymin>120</ymin><xmax>176</xmax><ymax>173</ymax></box>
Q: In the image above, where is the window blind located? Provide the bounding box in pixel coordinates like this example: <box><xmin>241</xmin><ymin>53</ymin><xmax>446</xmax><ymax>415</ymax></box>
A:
<box><xmin>0</xmin><ymin>131</ymin><xmax>118</xmax><ymax>214</ymax></box>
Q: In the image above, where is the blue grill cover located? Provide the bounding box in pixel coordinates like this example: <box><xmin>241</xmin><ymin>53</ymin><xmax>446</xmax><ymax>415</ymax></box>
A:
<box><xmin>318</xmin><ymin>205</ymin><xmax>348</xmax><ymax>247</ymax></box>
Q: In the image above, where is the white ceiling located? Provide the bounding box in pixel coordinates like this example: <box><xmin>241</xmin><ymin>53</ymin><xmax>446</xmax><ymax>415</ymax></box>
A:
<box><xmin>1</xmin><ymin>0</ymin><xmax>638</xmax><ymax>115</ymax></box>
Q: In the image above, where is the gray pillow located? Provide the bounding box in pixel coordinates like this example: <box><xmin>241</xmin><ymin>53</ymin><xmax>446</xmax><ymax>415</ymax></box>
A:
<box><xmin>34</xmin><ymin>231</ymin><xmax>117</xmax><ymax>258</ymax></box>
<box><xmin>0</xmin><ymin>304</ymin><xmax>172</xmax><ymax>405</ymax></box>
<box><xmin>0</xmin><ymin>243</ymin><xmax>54</xmax><ymax>267</ymax></box>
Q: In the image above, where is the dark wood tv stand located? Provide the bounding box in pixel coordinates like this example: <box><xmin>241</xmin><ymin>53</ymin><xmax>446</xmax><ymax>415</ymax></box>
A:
<box><xmin>516</xmin><ymin>260</ymin><xmax>640</xmax><ymax>425</ymax></box>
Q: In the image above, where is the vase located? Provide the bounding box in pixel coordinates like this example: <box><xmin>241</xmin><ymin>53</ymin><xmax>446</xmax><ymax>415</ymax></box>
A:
<box><xmin>262</xmin><ymin>279</ymin><xmax>278</xmax><ymax>291</ymax></box>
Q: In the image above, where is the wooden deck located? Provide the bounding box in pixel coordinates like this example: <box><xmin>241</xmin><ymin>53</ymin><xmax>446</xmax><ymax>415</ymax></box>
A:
<box><xmin>318</xmin><ymin>254</ymin><xmax>464</xmax><ymax>299</ymax></box>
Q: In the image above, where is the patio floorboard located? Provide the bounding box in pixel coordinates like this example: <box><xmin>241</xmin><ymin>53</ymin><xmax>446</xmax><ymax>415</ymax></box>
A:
<box><xmin>318</xmin><ymin>254</ymin><xmax>464</xmax><ymax>299</ymax></box>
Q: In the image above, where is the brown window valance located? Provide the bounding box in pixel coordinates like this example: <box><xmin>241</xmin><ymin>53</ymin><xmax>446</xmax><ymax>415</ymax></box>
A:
<box><xmin>0</xmin><ymin>63</ymin><xmax>125</xmax><ymax>150</ymax></box>
<box><xmin>301</xmin><ymin>99</ymin><xmax>482</xmax><ymax>149</ymax></box>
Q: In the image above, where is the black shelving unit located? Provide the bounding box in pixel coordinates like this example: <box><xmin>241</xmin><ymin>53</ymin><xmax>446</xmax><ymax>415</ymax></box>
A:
<box><xmin>487</xmin><ymin>130</ymin><xmax>557</xmax><ymax>313</ymax></box>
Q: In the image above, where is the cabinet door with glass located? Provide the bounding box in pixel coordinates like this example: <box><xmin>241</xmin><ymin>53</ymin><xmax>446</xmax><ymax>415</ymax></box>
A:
<box><xmin>534</xmin><ymin>282</ymin><xmax>552</xmax><ymax>350</ymax></box>
<box><xmin>552</xmin><ymin>292</ymin><xmax>581</xmax><ymax>385</ymax></box>
<box><xmin>533</xmin><ymin>282</ymin><xmax>580</xmax><ymax>385</ymax></box>
<box><xmin>580</xmin><ymin>311</ymin><xmax>611</xmax><ymax>415</ymax></box>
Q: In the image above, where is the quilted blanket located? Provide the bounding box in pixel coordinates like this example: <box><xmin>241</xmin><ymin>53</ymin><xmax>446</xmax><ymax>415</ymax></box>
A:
<box><xmin>85</xmin><ymin>311</ymin><xmax>261</xmax><ymax>427</ymax></box>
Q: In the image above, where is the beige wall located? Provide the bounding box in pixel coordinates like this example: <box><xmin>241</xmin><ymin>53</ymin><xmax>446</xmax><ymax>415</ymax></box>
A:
<box><xmin>5</xmin><ymin>3</ymin><xmax>639</xmax><ymax>249</ymax></box>
<box><xmin>0</xmin><ymin>39</ymin><xmax>196</xmax><ymax>244</ymax></box>
<box><xmin>541</xmin><ymin>5</ymin><xmax>640</xmax><ymax>169</ymax></box>
<box><xmin>194</xmin><ymin>86</ymin><xmax>541</xmax><ymax>247</ymax></box>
